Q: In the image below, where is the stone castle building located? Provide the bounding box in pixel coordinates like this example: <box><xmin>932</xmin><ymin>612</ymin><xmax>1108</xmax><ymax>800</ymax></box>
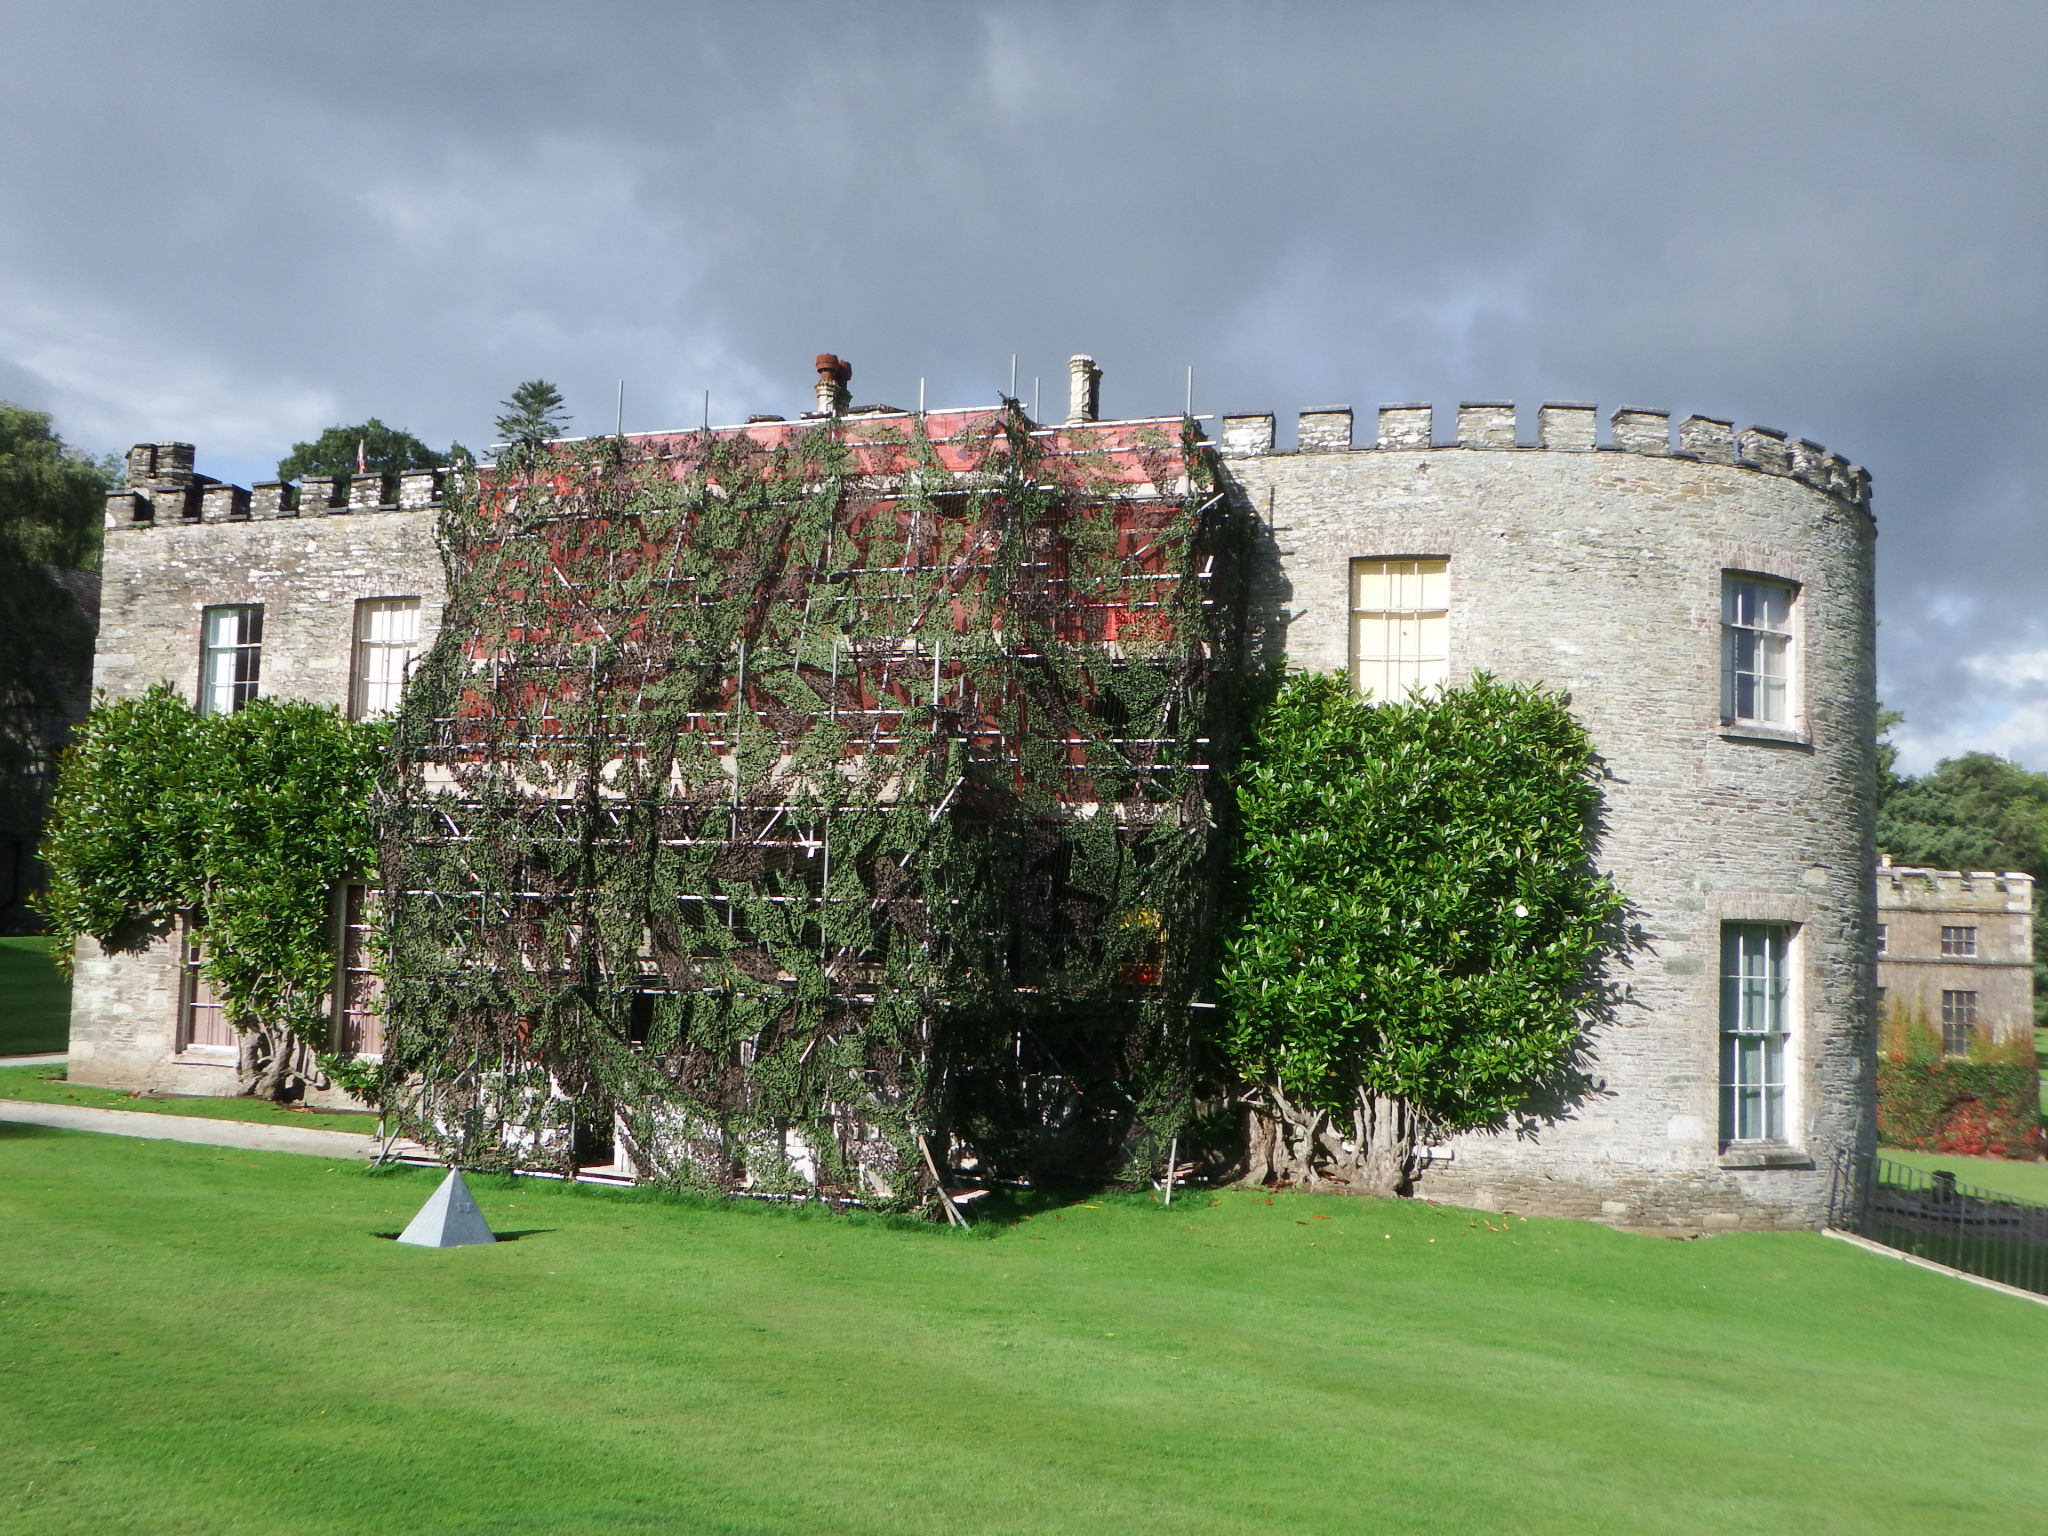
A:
<box><xmin>67</xmin><ymin>358</ymin><xmax>1880</xmax><ymax>1228</ymax></box>
<box><xmin>1876</xmin><ymin>858</ymin><xmax>2035</xmax><ymax>1051</ymax></box>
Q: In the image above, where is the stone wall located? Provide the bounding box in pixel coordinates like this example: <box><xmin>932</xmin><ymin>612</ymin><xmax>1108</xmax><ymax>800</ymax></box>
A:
<box><xmin>1217</xmin><ymin>401</ymin><xmax>1878</xmax><ymax>1228</ymax></box>
<box><xmin>1877</xmin><ymin>863</ymin><xmax>2034</xmax><ymax>1046</ymax></box>
<box><xmin>68</xmin><ymin>401</ymin><xmax>1882</xmax><ymax>1229</ymax></box>
<box><xmin>67</xmin><ymin>445</ymin><xmax>445</xmax><ymax>1098</ymax></box>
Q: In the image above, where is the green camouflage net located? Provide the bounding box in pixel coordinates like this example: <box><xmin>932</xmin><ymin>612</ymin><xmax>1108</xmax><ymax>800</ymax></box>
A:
<box><xmin>372</xmin><ymin>404</ymin><xmax>1247</xmax><ymax>1208</ymax></box>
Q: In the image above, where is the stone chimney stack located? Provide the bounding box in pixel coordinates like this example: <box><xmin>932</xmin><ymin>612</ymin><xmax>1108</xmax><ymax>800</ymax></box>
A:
<box><xmin>1066</xmin><ymin>354</ymin><xmax>1102</xmax><ymax>425</ymax></box>
<box><xmin>120</xmin><ymin>441</ymin><xmax>200</xmax><ymax>521</ymax></box>
<box><xmin>814</xmin><ymin>354</ymin><xmax>852</xmax><ymax>417</ymax></box>
<box><xmin>127</xmin><ymin>441</ymin><xmax>196</xmax><ymax>492</ymax></box>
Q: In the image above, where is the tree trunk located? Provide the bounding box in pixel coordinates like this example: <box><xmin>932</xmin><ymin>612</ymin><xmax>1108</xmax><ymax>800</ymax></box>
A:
<box><xmin>1240</xmin><ymin>1083</ymin><xmax>1419</xmax><ymax>1197</ymax></box>
<box><xmin>236</xmin><ymin>1023</ymin><xmax>322</xmax><ymax>1102</ymax></box>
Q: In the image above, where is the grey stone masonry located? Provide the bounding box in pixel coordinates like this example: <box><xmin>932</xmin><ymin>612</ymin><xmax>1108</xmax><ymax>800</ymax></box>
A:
<box><xmin>71</xmin><ymin>448</ymin><xmax>448</xmax><ymax>1102</ymax></box>
<box><xmin>1219</xmin><ymin>400</ymin><xmax>1877</xmax><ymax>1229</ymax></box>
<box><xmin>127</xmin><ymin>442</ymin><xmax>194</xmax><ymax>486</ymax></box>
<box><xmin>398</xmin><ymin>468</ymin><xmax>444</xmax><ymax>509</ymax></box>
<box><xmin>1791</xmin><ymin>439</ymin><xmax>1828</xmax><ymax>488</ymax></box>
<box><xmin>199</xmin><ymin>483</ymin><xmax>250</xmax><ymax>522</ymax></box>
<box><xmin>1538</xmin><ymin>402</ymin><xmax>1597</xmax><ymax>451</ymax></box>
<box><xmin>1376</xmin><ymin>404</ymin><xmax>1432</xmax><ymax>450</ymax></box>
<box><xmin>1066</xmin><ymin>354</ymin><xmax>1102</xmax><ymax>425</ymax></box>
<box><xmin>1739</xmin><ymin>427</ymin><xmax>1790</xmax><ymax>474</ymax></box>
<box><xmin>1610</xmin><ymin>407</ymin><xmax>1671</xmax><ymax>455</ymax></box>
<box><xmin>302</xmin><ymin>475</ymin><xmax>340</xmax><ymax>513</ymax></box>
<box><xmin>251</xmin><ymin>482</ymin><xmax>296</xmax><ymax>517</ymax></box>
<box><xmin>1219</xmin><ymin>414</ymin><xmax>1277</xmax><ymax>458</ymax></box>
<box><xmin>1876</xmin><ymin>861</ymin><xmax>2034</xmax><ymax>1047</ymax></box>
<box><xmin>1298</xmin><ymin>407</ymin><xmax>1353</xmax><ymax>452</ymax></box>
<box><xmin>1679</xmin><ymin>415</ymin><xmax>1736</xmax><ymax>463</ymax></box>
<box><xmin>1456</xmin><ymin>402</ymin><xmax>1516</xmax><ymax>449</ymax></box>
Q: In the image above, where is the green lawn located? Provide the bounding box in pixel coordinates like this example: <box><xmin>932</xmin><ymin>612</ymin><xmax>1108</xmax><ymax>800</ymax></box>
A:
<box><xmin>0</xmin><ymin>934</ymin><xmax>69</xmax><ymax>1054</ymax></box>
<box><xmin>0</xmin><ymin>1062</ymin><xmax>377</xmax><ymax>1135</ymax></box>
<box><xmin>2</xmin><ymin>1132</ymin><xmax>2043</xmax><ymax>1535</ymax></box>
<box><xmin>1875</xmin><ymin>1147</ymin><xmax>2048</xmax><ymax>1204</ymax></box>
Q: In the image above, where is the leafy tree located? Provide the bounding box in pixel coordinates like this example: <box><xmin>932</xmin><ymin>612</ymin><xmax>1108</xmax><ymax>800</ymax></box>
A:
<box><xmin>1880</xmin><ymin>750</ymin><xmax>2048</xmax><ymax>879</ymax></box>
<box><xmin>493</xmin><ymin>380</ymin><xmax>569</xmax><ymax>446</ymax></box>
<box><xmin>0</xmin><ymin>404</ymin><xmax>113</xmax><ymax>926</ymax></box>
<box><xmin>1875</xmin><ymin>704</ymin><xmax>1904</xmax><ymax>800</ymax></box>
<box><xmin>1217</xmin><ymin>672</ymin><xmax>1624</xmax><ymax>1195</ymax></box>
<box><xmin>0</xmin><ymin>402</ymin><xmax>112</xmax><ymax>569</ymax></box>
<box><xmin>1877</xmin><ymin>718</ymin><xmax>2048</xmax><ymax>1026</ymax></box>
<box><xmin>40</xmin><ymin>687</ymin><xmax>386</xmax><ymax>1099</ymax></box>
<box><xmin>275</xmin><ymin>419</ymin><xmax>446</xmax><ymax>484</ymax></box>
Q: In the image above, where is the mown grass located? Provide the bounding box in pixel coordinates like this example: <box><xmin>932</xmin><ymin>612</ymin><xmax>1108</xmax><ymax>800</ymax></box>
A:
<box><xmin>3</xmin><ymin>1131</ymin><xmax>2044</xmax><ymax>1535</ymax></box>
<box><xmin>0</xmin><ymin>935</ymin><xmax>68</xmax><ymax>1055</ymax></box>
<box><xmin>0</xmin><ymin>1062</ymin><xmax>377</xmax><ymax>1135</ymax></box>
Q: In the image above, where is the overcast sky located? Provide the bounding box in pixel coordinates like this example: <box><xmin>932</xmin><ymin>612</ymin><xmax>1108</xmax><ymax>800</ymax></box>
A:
<box><xmin>3</xmin><ymin>1</ymin><xmax>2042</xmax><ymax>773</ymax></box>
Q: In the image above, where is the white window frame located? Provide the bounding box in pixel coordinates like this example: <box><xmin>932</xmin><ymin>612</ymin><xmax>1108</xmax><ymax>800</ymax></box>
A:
<box><xmin>1939</xmin><ymin>925</ymin><xmax>1977</xmax><ymax>957</ymax></box>
<box><xmin>1940</xmin><ymin>990</ymin><xmax>1977</xmax><ymax>1057</ymax></box>
<box><xmin>199</xmin><ymin>604</ymin><xmax>263</xmax><ymax>716</ymax></box>
<box><xmin>1720</xmin><ymin>574</ymin><xmax>1796</xmax><ymax>728</ymax></box>
<box><xmin>1349</xmin><ymin>557</ymin><xmax>1449</xmax><ymax>703</ymax></box>
<box><xmin>1720</xmin><ymin>922</ymin><xmax>1794</xmax><ymax>1144</ymax></box>
<box><xmin>349</xmin><ymin>597</ymin><xmax>423</xmax><ymax>719</ymax></box>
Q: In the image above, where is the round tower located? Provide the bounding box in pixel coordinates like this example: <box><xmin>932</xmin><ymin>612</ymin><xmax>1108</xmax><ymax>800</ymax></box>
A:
<box><xmin>1218</xmin><ymin>400</ymin><xmax>1876</xmax><ymax>1229</ymax></box>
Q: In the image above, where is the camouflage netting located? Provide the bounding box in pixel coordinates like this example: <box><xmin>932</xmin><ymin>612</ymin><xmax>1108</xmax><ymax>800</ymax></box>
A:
<box><xmin>371</xmin><ymin>404</ymin><xmax>1248</xmax><ymax>1208</ymax></box>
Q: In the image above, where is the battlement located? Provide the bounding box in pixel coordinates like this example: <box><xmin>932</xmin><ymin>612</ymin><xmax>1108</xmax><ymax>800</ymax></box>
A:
<box><xmin>1214</xmin><ymin>402</ymin><xmax>1872</xmax><ymax>509</ymax></box>
<box><xmin>1878</xmin><ymin>859</ymin><xmax>2035</xmax><ymax>912</ymax></box>
<box><xmin>107</xmin><ymin>442</ymin><xmax>449</xmax><ymax>529</ymax></box>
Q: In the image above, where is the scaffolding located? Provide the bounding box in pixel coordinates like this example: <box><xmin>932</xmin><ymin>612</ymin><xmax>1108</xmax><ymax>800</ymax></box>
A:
<box><xmin>373</xmin><ymin>405</ymin><xmax>1249</xmax><ymax>1206</ymax></box>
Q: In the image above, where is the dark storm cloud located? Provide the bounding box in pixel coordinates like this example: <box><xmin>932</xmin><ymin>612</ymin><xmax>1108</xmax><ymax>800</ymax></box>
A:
<box><xmin>2</xmin><ymin>0</ymin><xmax>2042</xmax><ymax>768</ymax></box>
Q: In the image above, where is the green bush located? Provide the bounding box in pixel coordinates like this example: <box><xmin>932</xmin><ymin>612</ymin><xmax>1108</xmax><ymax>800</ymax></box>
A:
<box><xmin>1876</xmin><ymin>998</ymin><xmax>2042</xmax><ymax>1159</ymax></box>
<box><xmin>38</xmin><ymin>686</ymin><xmax>386</xmax><ymax>1097</ymax></box>
<box><xmin>1216</xmin><ymin>671</ymin><xmax>1624</xmax><ymax>1191</ymax></box>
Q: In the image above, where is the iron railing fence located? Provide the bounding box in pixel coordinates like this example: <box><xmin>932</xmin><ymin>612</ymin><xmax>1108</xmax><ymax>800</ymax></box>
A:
<box><xmin>1828</xmin><ymin>1150</ymin><xmax>2048</xmax><ymax>1297</ymax></box>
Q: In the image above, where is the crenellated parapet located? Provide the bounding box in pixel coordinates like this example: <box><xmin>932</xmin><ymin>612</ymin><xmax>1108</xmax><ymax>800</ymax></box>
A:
<box><xmin>1880</xmin><ymin>862</ymin><xmax>2035</xmax><ymax>910</ymax></box>
<box><xmin>1214</xmin><ymin>401</ymin><xmax>1872</xmax><ymax>509</ymax></box>
<box><xmin>106</xmin><ymin>442</ymin><xmax>450</xmax><ymax>530</ymax></box>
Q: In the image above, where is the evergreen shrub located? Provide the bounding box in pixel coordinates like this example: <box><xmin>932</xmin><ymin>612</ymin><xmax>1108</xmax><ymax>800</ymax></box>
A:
<box><xmin>39</xmin><ymin>686</ymin><xmax>386</xmax><ymax>1097</ymax></box>
<box><xmin>1215</xmin><ymin>671</ymin><xmax>1624</xmax><ymax>1192</ymax></box>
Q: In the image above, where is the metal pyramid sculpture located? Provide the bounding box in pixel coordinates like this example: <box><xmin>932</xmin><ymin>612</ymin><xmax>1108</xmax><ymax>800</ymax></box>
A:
<box><xmin>396</xmin><ymin>1170</ymin><xmax>497</xmax><ymax>1248</ymax></box>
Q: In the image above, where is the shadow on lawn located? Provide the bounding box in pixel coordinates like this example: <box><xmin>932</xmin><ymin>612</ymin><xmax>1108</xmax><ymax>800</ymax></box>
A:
<box><xmin>356</xmin><ymin>1162</ymin><xmax>1187</xmax><ymax>1236</ymax></box>
<box><xmin>951</xmin><ymin>1186</ymin><xmax>1203</xmax><ymax>1231</ymax></box>
<box><xmin>369</xmin><ymin>1229</ymin><xmax>556</xmax><ymax>1242</ymax></box>
<box><xmin>0</xmin><ymin>1119</ymin><xmax>69</xmax><ymax>1140</ymax></box>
